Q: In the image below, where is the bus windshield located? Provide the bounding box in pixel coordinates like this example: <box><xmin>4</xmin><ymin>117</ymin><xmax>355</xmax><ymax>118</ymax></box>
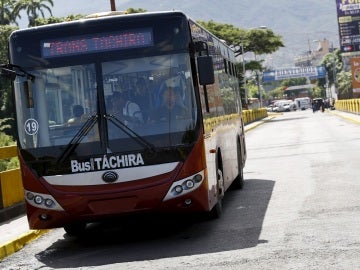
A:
<box><xmin>14</xmin><ymin>52</ymin><xmax>198</xmax><ymax>153</ymax></box>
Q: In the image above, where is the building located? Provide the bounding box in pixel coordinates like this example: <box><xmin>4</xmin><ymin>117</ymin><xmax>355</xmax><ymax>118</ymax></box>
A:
<box><xmin>294</xmin><ymin>39</ymin><xmax>330</xmax><ymax>67</ymax></box>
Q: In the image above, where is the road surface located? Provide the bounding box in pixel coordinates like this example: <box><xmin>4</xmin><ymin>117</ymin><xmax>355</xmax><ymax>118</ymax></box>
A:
<box><xmin>1</xmin><ymin>109</ymin><xmax>360</xmax><ymax>269</ymax></box>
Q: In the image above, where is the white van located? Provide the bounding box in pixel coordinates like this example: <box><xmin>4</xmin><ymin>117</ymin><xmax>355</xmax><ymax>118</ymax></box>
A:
<box><xmin>294</xmin><ymin>97</ymin><xmax>312</xmax><ymax>110</ymax></box>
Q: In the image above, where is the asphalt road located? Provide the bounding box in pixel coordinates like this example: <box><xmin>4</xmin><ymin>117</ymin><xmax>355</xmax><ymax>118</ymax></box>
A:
<box><xmin>1</xmin><ymin>109</ymin><xmax>360</xmax><ymax>270</ymax></box>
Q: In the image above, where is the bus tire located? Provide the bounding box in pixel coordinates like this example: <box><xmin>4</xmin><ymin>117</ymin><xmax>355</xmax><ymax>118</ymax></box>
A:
<box><xmin>209</xmin><ymin>196</ymin><xmax>223</xmax><ymax>219</ymax></box>
<box><xmin>64</xmin><ymin>222</ymin><xmax>86</xmax><ymax>236</ymax></box>
<box><xmin>231</xmin><ymin>139</ymin><xmax>244</xmax><ymax>190</ymax></box>
<box><xmin>208</xmin><ymin>166</ymin><xmax>224</xmax><ymax>219</ymax></box>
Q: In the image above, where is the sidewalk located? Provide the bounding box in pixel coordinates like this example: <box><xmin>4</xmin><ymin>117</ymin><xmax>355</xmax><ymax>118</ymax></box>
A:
<box><xmin>0</xmin><ymin>110</ymin><xmax>359</xmax><ymax>260</ymax></box>
<box><xmin>0</xmin><ymin>212</ymin><xmax>49</xmax><ymax>260</ymax></box>
<box><xmin>327</xmin><ymin>108</ymin><xmax>360</xmax><ymax>124</ymax></box>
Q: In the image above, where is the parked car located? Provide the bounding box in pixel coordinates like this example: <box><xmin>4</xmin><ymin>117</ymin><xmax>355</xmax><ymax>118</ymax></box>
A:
<box><xmin>270</xmin><ymin>100</ymin><xmax>296</xmax><ymax>112</ymax></box>
<box><xmin>281</xmin><ymin>101</ymin><xmax>296</xmax><ymax>112</ymax></box>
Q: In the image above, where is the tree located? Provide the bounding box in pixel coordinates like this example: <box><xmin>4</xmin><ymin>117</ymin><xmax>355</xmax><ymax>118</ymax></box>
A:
<box><xmin>242</xmin><ymin>28</ymin><xmax>284</xmax><ymax>56</ymax></box>
<box><xmin>34</xmin><ymin>14</ymin><xmax>84</xmax><ymax>25</ymax></box>
<box><xmin>197</xmin><ymin>20</ymin><xmax>284</xmax><ymax>108</ymax></box>
<box><xmin>0</xmin><ymin>25</ymin><xmax>18</xmax><ymax>139</ymax></box>
<box><xmin>12</xmin><ymin>0</ymin><xmax>53</xmax><ymax>27</ymax></box>
<box><xmin>126</xmin><ymin>8</ymin><xmax>147</xmax><ymax>14</ymax></box>
<box><xmin>337</xmin><ymin>71</ymin><xmax>352</xmax><ymax>99</ymax></box>
<box><xmin>0</xmin><ymin>0</ymin><xmax>17</xmax><ymax>25</ymax></box>
<box><xmin>197</xmin><ymin>20</ymin><xmax>246</xmax><ymax>46</ymax></box>
<box><xmin>197</xmin><ymin>21</ymin><xmax>284</xmax><ymax>56</ymax></box>
<box><xmin>321</xmin><ymin>49</ymin><xmax>343</xmax><ymax>86</ymax></box>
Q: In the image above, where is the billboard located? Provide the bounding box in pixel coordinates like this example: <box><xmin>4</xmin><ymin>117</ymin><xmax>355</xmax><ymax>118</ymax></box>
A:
<box><xmin>263</xmin><ymin>66</ymin><xmax>326</xmax><ymax>82</ymax></box>
<box><xmin>350</xmin><ymin>57</ymin><xmax>360</xmax><ymax>92</ymax></box>
<box><xmin>336</xmin><ymin>0</ymin><xmax>360</xmax><ymax>54</ymax></box>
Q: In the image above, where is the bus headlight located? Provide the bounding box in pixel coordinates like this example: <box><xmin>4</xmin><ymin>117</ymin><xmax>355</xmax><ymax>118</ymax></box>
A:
<box><xmin>25</xmin><ymin>190</ymin><xmax>64</xmax><ymax>211</ymax></box>
<box><xmin>194</xmin><ymin>174</ymin><xmax>203</xmax><ymax>183</ymax></box>
<box><xmin>34</xmin><ymin>195</ymin><xmax>44</xmax><ymax>205</ymax></box>
<box><xmin>185</xmin><ymin>180</ymin><xmax>194</xmax><ymax>189</ymax></box>
<box><xmin>45</xmin><ymin>198</ymin><xmax>55</xmax><ymax>208</ymax></box>
<box><xmin>174</xmin><ymin>185</ymin><xmax>183</xmax><ymax>194</ymax></box>
<box><xmin>163</xmin><ymin>170</ymin><xmax>205</xmax><ymax>201</ymax></box>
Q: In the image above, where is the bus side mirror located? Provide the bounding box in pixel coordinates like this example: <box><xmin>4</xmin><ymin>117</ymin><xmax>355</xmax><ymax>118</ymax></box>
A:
<box><xmin>197</xmin><ymin>56</ymin><xmax>215</xmax><ymax>85</ymax></box>
<box><xmin>1</xmin><ymin>67</ymin><xmax>17</xmax><ymax>80</ymax></box>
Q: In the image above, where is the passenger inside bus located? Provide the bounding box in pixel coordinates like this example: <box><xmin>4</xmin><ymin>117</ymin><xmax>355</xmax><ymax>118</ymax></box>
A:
<box><xmin>150</xmin><ymin>87</ymin><xmax>188</xmax><ymax>122</ymax></box>
<box><xmin>110</xmin><ymin>91</ymin><xmax>144</xmax><ymax>124</ymax></box>
<box><xmin>67</xmin><ymin>104</ymin><xmax>85</xmax><ymax>126</ymax></box>
<box><xmin>132</xmin><ymin>78</ymin><xmax>151</xmax><ymax>122</ymax></box>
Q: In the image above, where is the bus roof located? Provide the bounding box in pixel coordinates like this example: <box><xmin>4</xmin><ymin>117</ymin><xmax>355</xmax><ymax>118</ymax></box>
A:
<box><xmin>12</xmin><ymin>10</ymin><xmax>188</xmax><ymax>35</ymax></box>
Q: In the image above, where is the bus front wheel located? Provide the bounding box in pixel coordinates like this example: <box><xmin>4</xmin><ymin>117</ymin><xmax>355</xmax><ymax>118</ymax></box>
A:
<box><xmin>208</xmin><ymin>168</ymin><xmax>224</xmax><ymax>219</ymax></box>
<box><xmin>231</xmin><ymin>140</ymin><xmax>244</xmax><ymax>190</ymax></box>
<box><xmin>64</xmin><ymin>222</ymin><xmax>87</xmax><ymax>236</ymax></box>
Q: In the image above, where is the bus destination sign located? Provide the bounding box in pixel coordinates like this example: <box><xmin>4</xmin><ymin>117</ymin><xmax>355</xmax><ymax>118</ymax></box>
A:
<box><xmin>41</xmin><ymin>28</ymin><xmax>153</xmax><ymax>58</ymax></box>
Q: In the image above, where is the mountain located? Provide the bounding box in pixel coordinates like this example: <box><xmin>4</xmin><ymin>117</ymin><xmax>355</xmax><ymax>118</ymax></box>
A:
<box><xmin>18</xmin><ymin>0</ymin><xmax>339</xmax><ymax>68</ymax></box>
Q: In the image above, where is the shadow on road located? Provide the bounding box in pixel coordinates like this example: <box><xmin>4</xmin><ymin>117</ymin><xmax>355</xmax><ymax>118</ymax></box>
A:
<box><xmin>36</xmin><ymin>179</ymin><xmax>275</xmax><ymax>268</ymax></box>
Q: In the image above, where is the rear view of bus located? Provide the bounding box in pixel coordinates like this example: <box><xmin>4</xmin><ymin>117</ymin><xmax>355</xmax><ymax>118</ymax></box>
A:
<box><xmin>6</xmin><ymin>11</ymin><xmax>245</xmax><ymax>234</ymax></box>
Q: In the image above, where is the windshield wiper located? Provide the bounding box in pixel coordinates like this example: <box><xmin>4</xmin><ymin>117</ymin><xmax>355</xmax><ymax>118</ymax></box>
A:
<box><xmin>57</xmin><ymin>114</ymin><xmax>98</xmax><ymax>163</ymax></box>
<box><xmin>106</xmin><ymin>114</ymin><xmax>157</xmax><ymax>157</ymax></box>
<box><xmin>0</xmin><ymin>64</ymin><xmax>35</xmax><ymax>81</ymax></box>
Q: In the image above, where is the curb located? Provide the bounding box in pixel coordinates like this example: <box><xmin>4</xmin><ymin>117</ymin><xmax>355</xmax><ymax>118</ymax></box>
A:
<box><xmin>244</xmin><ymin>114</ymin><xmax>279</xmax><ymax>133</ymax></box>
<box><xmin>0</xmin><ymin>203</ymin><xmax>26</xmax><ymax>224</ymax></box>
<box><xmin>328</xmin><ymin>110</ymin><xmax>360</xmax><ymax>125</ymax></box>
<box><xmin>0</xmin><ymin>229</ymin><xmax>50</xmax><ymax>260</ymax></box>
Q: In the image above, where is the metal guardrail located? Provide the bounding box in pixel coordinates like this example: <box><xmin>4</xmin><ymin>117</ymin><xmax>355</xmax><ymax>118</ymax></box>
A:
<box><xmin>0</xmin><ymin>145</ymin><xmax>23</xmax><ymax>210</ymax></box>
<box><xmin>335</xmin><ymin>99</ymin><xmax>360</xmax><ymax>114</ymax></box>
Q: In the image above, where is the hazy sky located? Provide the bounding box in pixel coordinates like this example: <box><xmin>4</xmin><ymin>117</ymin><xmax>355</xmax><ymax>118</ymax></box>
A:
<box><xmin>18</xmin><ymin>0</ymin><xmax>128</xmax><ymax>28</ymax></box>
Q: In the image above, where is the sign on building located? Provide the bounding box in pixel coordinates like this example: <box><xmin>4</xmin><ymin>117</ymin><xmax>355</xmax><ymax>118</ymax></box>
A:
<box><xmin>350</xmin><ymin>57</ymin><xmax>360</xmax><ymax>93</ymax></box>
<box><xmin>335</xmin><ymin>0</ymin><xmax>360</xmax><ymax>54</ymax></box>
<box><xmin>263</xmin><ymin>66</ymin><xmax>326</xmax><ymax>82</ymax></box>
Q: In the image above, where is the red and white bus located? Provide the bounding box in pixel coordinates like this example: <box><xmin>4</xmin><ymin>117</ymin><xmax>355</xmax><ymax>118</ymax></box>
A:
<box><xmin>2</xmin><ymin>11</ymin><xmax>246</xmax><ymax>235</ymax></box>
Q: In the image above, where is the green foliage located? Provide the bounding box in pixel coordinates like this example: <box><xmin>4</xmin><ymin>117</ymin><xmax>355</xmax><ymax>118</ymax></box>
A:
<box><xmin>197</xmin><ymin>20</ymin><xmax>284</xmax><ymax>57</ymax></box>
<box><xmin>0</xmin><ymin>25</ymin><xmax>17</xmax><ymax>63</ymax></box>
<box><xmin>126</xmin><ymin>8</ymin><xmax>147</xmax><ymax>14</ymax></box>
<box><xmin>246</xmin><ymin>60</ymin><xmax>263</xmax><ymax>72</ymax></box>
<box><xmin>280</xmin><ymin>78</ymin><xmax>307</xmax><ymax>87</ymax></box>
<box><xmin>0</xmin><ymin>0</ymin><xmax>17</xmax><ymax>25</ymax></box>
<box><xmin>244</xmin><ymin>28</ymin><xmax>284</xmax><ymax>55</ymax></box>
<box><xmin>312</xmin><ymin>85</ymin><xmax>324</xmax><ymax>98</ymax></box>
<box><xmin>0</xmin><ymin>25</ymin><xmax>18</xmax><ymax>139</ymax></box>
<box><xmin>0</xmin><ymin>131</ymin><xmax>18</xmax><ymax>171</ymax></box>
<box><xmin>320</xmin><ymin>49</ymin><xmax>343</xmax><ymax>85</ymax></box>
<box><xmin>34</xmin><ymin>14</ymin><xmax>84</xmax><ymax>25</ymax></box>
<box><xmin>265</xmin><ymin>87</ymin><xmax>286</xmax><ymax>100</ymax></box>
<box><xmin>337</xmin><ymin>71</ymin><xmax>352</xmax><ymax>99</ymax></box>
<box><xmin>196</xmin><ymin>19</ymin><xmax>284</xmax><ymax>107</ymax></box>
<box><xmin>197</xmin><ymin>20</ymin><xmax>245</xmax><ymax>45</ymax></box>
<box><xmin>12</xmin><ymin>0</ymin><xmax>54</xmax><ymax>27</ymax></box>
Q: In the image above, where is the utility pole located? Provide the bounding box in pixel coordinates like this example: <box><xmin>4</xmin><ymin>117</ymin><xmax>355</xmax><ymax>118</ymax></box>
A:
<box><xmin>256</xmin><ymin>71</ymin><xmax>263</xmax><ymax>108</ymax></box>
<box><xmin>110</xmin><ymin>0</ymin><xmax>116</xmax><ymax>11</ymax></box>
<box><xmin>241</xmin><ymin>44</ymin><xmax>248</xmax><ymax>106</ymax></box>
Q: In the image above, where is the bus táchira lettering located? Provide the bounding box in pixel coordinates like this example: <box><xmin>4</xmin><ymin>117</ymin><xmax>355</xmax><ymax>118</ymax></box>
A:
<box><xmin>71</xmin><ymin>153</ymin><xmax>144</xmax><ymax>172</ymax></box>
